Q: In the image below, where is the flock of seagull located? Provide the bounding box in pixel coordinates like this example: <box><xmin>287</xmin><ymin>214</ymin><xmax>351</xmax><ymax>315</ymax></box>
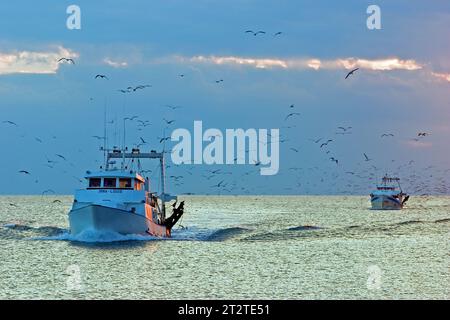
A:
<box><xmin>1</xmin><ymin>29</ymin><xmax>446</xmax><ymax>199</ymax></box>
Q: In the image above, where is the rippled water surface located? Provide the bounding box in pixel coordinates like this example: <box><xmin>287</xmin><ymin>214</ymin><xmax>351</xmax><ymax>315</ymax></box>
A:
<box><xmin>0</xmin><ymin>195</ymin><xmax>448</xmax><ymax>299</ymax></box>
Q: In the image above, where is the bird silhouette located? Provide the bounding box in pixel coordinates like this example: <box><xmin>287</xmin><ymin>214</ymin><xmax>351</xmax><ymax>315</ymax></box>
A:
<box><xmin>285</xmin><ymin>113</ymin><xmax>300</xmax><ymax>121</ymax></box>
<box><xmin>245</xmin><ymin>30</ymin><xmax>266</xmax><ymax>36</ymax></box>
<box><xmin>58</xmin><ymin>58</ymin><xmax>75</xmax><ymax>64</ymax></box>
<box><xmin>345</xmin><ymin>68</ymin><xmax>359</xmax><ymax>79</ymax></box>
<box><xmin>2</xmin><ymin>120</ymin><xmax>18</xmax><ymax>126</ymax></box>
<box><xmin>95</xmin><ymin>74</ymin><xmax>109</xmax><ymax>80</ymax></box>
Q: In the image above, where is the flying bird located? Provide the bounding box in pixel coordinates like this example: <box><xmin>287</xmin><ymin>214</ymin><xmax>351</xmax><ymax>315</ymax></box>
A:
<box><xmin>165</xmin><ymin>105</ymin><xmax>183</xmax><ymax>110</ymax></box>
<box><xmin>274</xmin><ymin>31</ymin><xmax>283</xmax><ymax>36</ymax></box>
<box><xmin>58</xmin><ymin>58</ymin><xmax>75</xmax><ymax>64</ymax></box>
<box><xmin>211</xmin><ymin>180</ymin><xmax>226</xmax><ymax>188</ymax></box>
<box><xmin>95</xmin><ymin>74</ymin><xmax>109</xmax><ymax>80</ymax></box>
<box><xmin>2</xmin><ymin>120</ymin><xmax>18</xmax><ymax>126</ymax></box>
<box><xmin>364</xmin><ymin>153</ymin><xmax>372</xmax><ymax>161</ymax></box>
<box><xmin>56</xmin><ymin>154</ymin><xmax>67</xmax><ymax>161</ymax></box>
<box><xmin>245</xmin><ymin>30</ymin><xmax>266</xmax><ymax>36</ymax></box>
<box><xmin>345</xmin><ymin>68</ymin><xmax>359</xmax><ymax>79</ymax></box>
<box><xmin>18</xmin><ymin>170</ymin><xmax>30</xmax><ymax>175</ymax></box>
<box><xmin>284</xmin><ymin>113</ymin><xmax>300</xmax><ymax>121</ymax></box>
<box><xmin>381</xmin><ymin>133</ymin><xmax>394</xmax><ymax>137</ymax></box>
<box><xmin>163</xmin><ymin>118</ymin><xmax>175</xmax><ymax>125</ymax></box>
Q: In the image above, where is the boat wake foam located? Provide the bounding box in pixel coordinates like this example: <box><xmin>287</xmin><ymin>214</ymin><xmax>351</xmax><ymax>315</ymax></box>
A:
<box><xmin>34</xmin><ymin>229</ymin><xmax>158</xmax><ymax>243</ymax></box>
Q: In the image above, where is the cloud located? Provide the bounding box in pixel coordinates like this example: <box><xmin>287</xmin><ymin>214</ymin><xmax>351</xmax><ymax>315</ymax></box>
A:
<box><xmin>0</xmin><ymin>46</ymin><xmax>78</xmax><ymax>75</ymax></box>
<box><xmin>431</xmin><ymin>71</ymin><xmax>450</xmax><ymax>83</ymax></box>
<box><xmin>183</xmin><ymin>55</ymin><xmax>423</xmax><ymax>72</ymax></box>
<box><xmin>103</xmin><ymin>58</ymin><xmax>128</xmax><ymax>68</ymax></box>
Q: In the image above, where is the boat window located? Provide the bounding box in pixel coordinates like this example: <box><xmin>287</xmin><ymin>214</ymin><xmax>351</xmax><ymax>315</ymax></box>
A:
<box><xmin>89</xmin><ymin>178</ymin><xmax>101</xmax><ymax>188</ymax></box>
<box><xmin>119</xmin><ymin>178</ymin><xmax>132</xmax><ymax>188</ymax></box>
<box><xmin>134</xmin><ymin>180</ymin><xmax>143</xmax><ymax>191</ymax></box>
<box><xmin>104</xmin><ymin>178</ymin><xmax>116</xmax><ymax>188</ymax></box>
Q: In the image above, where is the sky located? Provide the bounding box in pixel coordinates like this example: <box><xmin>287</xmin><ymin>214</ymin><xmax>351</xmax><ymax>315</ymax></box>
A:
<box><xmin>0</xmin><ymin>0</ymin><xmax>449</xmax><ymax>195</ymax></box>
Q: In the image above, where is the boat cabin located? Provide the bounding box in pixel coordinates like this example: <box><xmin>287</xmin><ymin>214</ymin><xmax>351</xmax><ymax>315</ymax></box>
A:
<box><xmin>85</xmin><ymin>170</ymin><xmax>146</xmax><ymax>191</ymax></box>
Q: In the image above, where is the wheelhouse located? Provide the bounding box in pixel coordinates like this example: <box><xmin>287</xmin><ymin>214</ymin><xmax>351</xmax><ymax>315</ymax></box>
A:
<box><xmin>85</xmin><ymin>171</ymin><xmax>146</xmax><ymax>191</ymax></box>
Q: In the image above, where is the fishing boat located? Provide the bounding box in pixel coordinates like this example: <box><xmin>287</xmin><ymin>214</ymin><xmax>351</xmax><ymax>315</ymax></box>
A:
<box><xmin>68</xmin><ymin>147</ymin><xmax>184</xmax><ymax>237</ymax></box>
<box><xmin>370</xmin><ymin>175</ymin><xmax>409</xmax><ymax>210</ymax></box>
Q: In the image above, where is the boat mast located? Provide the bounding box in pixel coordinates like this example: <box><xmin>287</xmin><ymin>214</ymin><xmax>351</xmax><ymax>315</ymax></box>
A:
<box><xmin>122</xmin><ymin>117</ymin><xmax>126</xmax><ymax>170</ymax></box>
<box><xmin>160</xmin><ymin>154</ymin><xmax>166</xmax><ymax>219</ymax></box>
<box><xmin>103</xmin><ymin>104</ymin><xmax>107</xmax><ymax>169</ymax></box>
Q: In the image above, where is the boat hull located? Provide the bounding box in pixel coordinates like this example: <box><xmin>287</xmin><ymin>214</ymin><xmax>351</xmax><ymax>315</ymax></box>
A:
<box><xmin>370</xmin><ymin>195</ymin><xmax>403</xmax><ymax>210</ymax></box>
<box><xmin>69</xmin><ymin>204</ymin><xmax>169</xmax><ymax>237</ymax></box>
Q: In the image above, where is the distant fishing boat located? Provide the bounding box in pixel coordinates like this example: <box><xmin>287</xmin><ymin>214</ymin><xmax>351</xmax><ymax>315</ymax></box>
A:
<box><xmin>68</xmin><ymin>147</ymin><xmax>184</xmax><ymax>237</ymax></box>
<box><xmin>370</xmin><ymin>175</ymin><xmax>409</xmax><ymax>210</ymax></box>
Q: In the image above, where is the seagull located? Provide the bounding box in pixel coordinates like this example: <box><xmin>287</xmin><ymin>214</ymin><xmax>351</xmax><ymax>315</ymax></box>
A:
<box><xmin>165</xmin><ymin>105</ymin><xmax>183</xmax><ymax>110</ymax></box>
<box><xmin>52</xmin><ymin>199</ymin><xmax>62</xmax><ymax>203</ymax></box>
<box><xmin>211</xmin><ymin>180</ymin><xmax>225</xmax><ymax>188</ymax></box>
<box><xmin>56</xmin><ymin>154</ymin><xmax>67</xmax><ymax>161</ymax></box>
<box><xmin>345</xmin><ymin>68</ymin><xmax>359</xmax><ymax>79</ymax></box>
<box><xmin>95</xmin><ymin>74</ymin><xmax>109</xmax><ymax>80</ymax></box>
<box><xmin>18</xmin><ymin>170</ymin><xmax>30</xmax><ymax>175</ymax></box>
<box><xmin>337</xmin><ymin>126</ymin><xmax>352</xmax><ymax>131</ymax></box>
<box><xmin>58</xmin><ymin>58</ymin><xmax>75</xmax><ymax>64</ymax></box>
<box><xmin>418</xmin><ymin>132</ymin><xmax>430</xmax><ymax>137</ymax></box>
<box><xmin>309</xmin><ymin>138</ymin><xmax>323</xmax><ymax>144</ymax></box>
<box><xmin>163</xmin><ymin>118</ymin><xmax>176</xmax><ymax>125</ymax></box>
<box><xmin>137</xmin><ymin>120</ymin><xmax>151</xmax><ymax>127</ymax></box>
<box><xmin>215</xmin><ymin>79</ymin><xmax>224</xmax><ymax>84</ymax></box>
<box><xmin>245</xmin><ymin>30</ymin><xmax>266</xmax><ymax>36</ymax></box>
<box><xmin>133</xmin><ymin>85</ymin><xmax>151</xmax><ymax>91</ymax></box>
<box><xmin>330</xmin><ymin>157</ymin><xmax>339</xmax><ymax>165</ymax></box>
<box><xmin>381</xmin><ymin>133</ymin><xmax>394</xmax><ymax>137</ymax></box>
<box><xmin>320</xmin><ymin>140</ymin><xmax>333</xmax><ymax>148</ymax></box>
<box><xmin>2</xmin><ymin>120</ymin><xmax>18</xmax><ymax>126</ymax></box>
<box><xmin>274</xmin><ymin>31</ymin><xmax>283</xmax><ymax>36</ymax></box>
<box><xmin>364</xmin><ymin>153</ymin><xmax>372</xmax><ymax>161</ymax></box>
<box><xmin>290</xmin><ymin>148</ymin><xmax>300</xmax><ymax>153</ymax></box>
<box><xmin>284</xmin><ymin>112</ymin><xmax>300</xmax><ymax>121</ymax></box>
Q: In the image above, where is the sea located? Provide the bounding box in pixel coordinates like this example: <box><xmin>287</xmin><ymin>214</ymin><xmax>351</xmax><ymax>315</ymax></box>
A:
<box><xmin>0</xmin><ymin>195</ymin><xmax>448</xmax><ymax>299</ymax></box>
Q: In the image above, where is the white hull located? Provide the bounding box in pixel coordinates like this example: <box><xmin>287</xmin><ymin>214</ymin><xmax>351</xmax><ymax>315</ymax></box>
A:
<box><xmin>370</xmin><ymin>195</ymin><xmax>403</xmax><ymax>210</ymax></box>
<box><xmin>69</xmin><ymin>204</ymin><xmax>152</xmax><ymax>235</ymax></box>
